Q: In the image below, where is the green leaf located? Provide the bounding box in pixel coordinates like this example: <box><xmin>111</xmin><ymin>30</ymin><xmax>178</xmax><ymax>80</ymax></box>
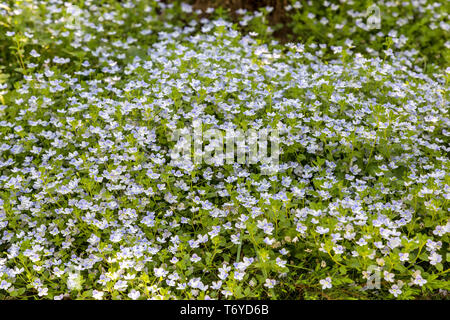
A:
<box><xmin>347</xmin><ymin>258</ymin><xmax>360</xmax><ymax>269</ymax></box>
<box><xmin>339</xmin><ymin>265</ymin><xmax>347</xmax><ymax>275</ymax></box>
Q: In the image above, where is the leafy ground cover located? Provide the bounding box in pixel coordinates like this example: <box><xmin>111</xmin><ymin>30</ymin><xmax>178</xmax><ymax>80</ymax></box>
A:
<box><xmin>0</xmin><ymin>0</ymin><xmax>448</xmax><ymax>300</ymax></box>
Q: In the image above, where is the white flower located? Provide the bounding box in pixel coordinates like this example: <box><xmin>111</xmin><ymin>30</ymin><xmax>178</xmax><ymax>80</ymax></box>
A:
<box><xmin>264</xmin><ymin>279</ymin><xmax>277</xmax><ymax>288</ymax></box>
<box><xmin>429</xmin><ymin>252</ymin><xmax>442</xmax><ymax>265</ymax></box>
<box><xmin>389</xmin><ymin>285</ymin><xmax>402</xmax><ymax>297</ymax></box>
<box><xmin>38</xmin><ymin>287</ymin><xmax>48</xmax><ymax>297</ymax></box>
<box><xmin>181</xmin><ymin>3</ymin><xmax>192</xmax><ymax>13</ymax></box>
<box><xmin>29</xmin><ymin>49</ymin><xmax>40</xmax><ymax>58</ymax></box>
<box><xmin>0</xmin><ymin>280</ymin><xmax>11</xmax><ymax>290</ymax></box>
<box><xmin>92</xmin><ymin>290</ymin><xmax>104</xmax><ymax>300</ymax></box>
<box><xmin>128</xmin><ymin>289</ymin><xmax>140</xmax><ymax>300</ymax></box>
<box><xmin>319</xmin><ymin>277</ymin><xmax>332</xmax><ymax>290</ymax></box>
<box><xmin>399</xmin><ymin>253</ymin><xmax>409</xmax><ymax>262</ymax></box>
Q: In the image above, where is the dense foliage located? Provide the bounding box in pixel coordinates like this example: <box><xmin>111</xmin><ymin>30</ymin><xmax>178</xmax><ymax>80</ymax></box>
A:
<box><xmin>0</xmin><ymin>0</ymin><xmax>448</xmax><ymax>300</ymax></box>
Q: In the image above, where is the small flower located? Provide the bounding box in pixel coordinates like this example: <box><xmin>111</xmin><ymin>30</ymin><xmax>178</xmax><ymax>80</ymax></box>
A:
<box><xmin>190</xmin><ymin>253</ymin><xmax>201</xmax><ymax>263</ymax></box>
<box><xmin>429</xmin><ymin>252</ymin><xmax>442</xmax><ymax>265</ymax></box>
<box><xmin>389</xmin><ymin>285</ymin><xmax>402</xmax><ymax>297</ymax></box>
<box><xmin>384</xmin><ymin>271</ymin><xmax>395</xmax><ymax>282</ymax></box>
<box><xmin>319</xmin><ymin>277</ymin><xmax>332</xmax><ymax>290</ymax></box>
<box><xmin>0</xmin><ymin>280</ymin><xmax>11</xmax><ymax>290</ymax></box>
<box><xmin>221</xmin><ymin>289</ymin><xmax>233</xmax><ymax>297</ymax></box>
<box><xmin>264</xmin><ymin>279</ymin><xmax>277</xmax><ymax>289</ymax></box>
<box><xmin>154</xmin><ymin>267</ymin><xmax>169</xmax><ymax>278</ymax></box>
<box><xmin>412</xmin><ymin>275</ymin><xmax>427</xmax><ymax>287</ymax></box>
<box><xmin>38</xmin><ymin>287</ymin><xmax>48</xmax><ymax>297</ymax></box>
<box><xmin>399</xmin><ymin>252</ymin><xmax>409</xmax><ymax>262</ymax></box>
<box><xmin>113</xmin><ymin>280</ymin><xmax>128</xmax><ymax>291</ymax></box>
<box><xmin>128</xmin><ymin>289</ymin><xmax>140</xmax><ymax>300</ymax></box>
<box><xmin>29</xmin><ymin>49</ymin><xmax>41</xmax><ymax>58</ymax></box>
<box><xmin>211</xmin><ymin>281</ymin><xmax>222</xmax><ymax>290</ymax></box>
<box><xmin>92</xmin><ymin>290</ymin><xmax>104</xmax><ymax>300</ymax></box>
<box><xmin>316</xmin><ymin>226</ymin><xmax>329</xmax><ymax>235</ymax></box>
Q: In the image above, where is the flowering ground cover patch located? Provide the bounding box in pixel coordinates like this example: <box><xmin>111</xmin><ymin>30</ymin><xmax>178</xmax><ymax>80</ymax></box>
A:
<box><xmin>0</xmin><ymin>0</ymin><xmax>448</xmax><ymax>300</ymax></box>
